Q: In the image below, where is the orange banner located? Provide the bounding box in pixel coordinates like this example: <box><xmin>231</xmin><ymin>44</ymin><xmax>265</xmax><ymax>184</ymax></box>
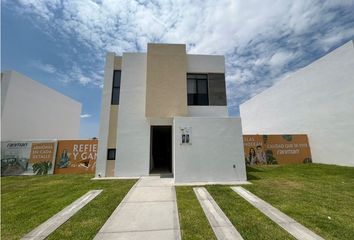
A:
<box><xmin>54</xmin><ymin>140</ymin><xmax>97</xmax><ymax>174</ymax></box>
<box><xmin>243</xmin><ymin>134</ymin><xmax>312</xmax><ymax>165</ymax></box>
<box><xmin>29</xmin><ymin>142</ymin><xmax>56</xmax><ymax>164</ymax></box>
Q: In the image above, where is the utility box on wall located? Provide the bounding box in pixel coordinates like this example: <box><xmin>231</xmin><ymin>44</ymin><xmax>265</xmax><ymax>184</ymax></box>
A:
<box><xmin>180</xmin><ymin>127</ymin><xmax>192</xmax><ymax>145</ymax></box>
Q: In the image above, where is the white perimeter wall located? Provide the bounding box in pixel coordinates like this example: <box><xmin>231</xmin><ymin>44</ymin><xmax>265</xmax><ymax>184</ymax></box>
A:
<box><xmin>1</xmin><ymin>71</ymin><xmax>81</xmax><ymax>141</ymax></box>
<box><xmin>188</xmin><ymin>106</ymin><xmax>228</xmax><ymax>117</ymax></box>
<box><xmin>115</xmin><ymin>53</ymin><xmax>150</xmax><ymax>177</ymax></box>
<box><xmin>173</xmin><ymin>117</ymin><xmax>246</xmax><ymax>183</ymax></box>
<box><xmin>240</xmin><ymin>40</ymin><xmax>354</xmax><ymax>167</ymax></box>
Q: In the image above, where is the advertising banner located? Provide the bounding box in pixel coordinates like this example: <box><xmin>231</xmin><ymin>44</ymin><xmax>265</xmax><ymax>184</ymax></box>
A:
<box><xmin>243</xmin><ymin>134</ymin><xmax>312</xmax><ymax>165</ymax></box>
<box><xmin>54</xmin><ymin>140</ymin><xmax>97</xmax><ymax>174</ymax></box>
<box><xmin>1</xmin><ymin>141</ymin><xmax>57</xmax><ymax>176</ymax></box>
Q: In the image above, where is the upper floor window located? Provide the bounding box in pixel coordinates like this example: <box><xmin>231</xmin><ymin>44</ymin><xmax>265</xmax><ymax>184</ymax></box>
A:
<box><xmin>111</xmin><ymin>70</ymin><xmax>121</xmax><ymax>105</ymax></box>
<box><xmin>187</xmin><ymin>73</ymin><xmax>209</xmax><ymax>105</ymax></box>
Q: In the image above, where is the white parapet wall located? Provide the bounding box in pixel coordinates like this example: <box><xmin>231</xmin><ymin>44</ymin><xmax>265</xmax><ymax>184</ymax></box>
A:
<box><xmin>173</xmin><ymin>117</ymin><xmax>247</xmax><ymax>183</ymax></box>
<box><xmin>187</xmin><ymin>54</ymin><xmax>225</xmax><ymax>73</ymax></box>
<box><xmin>240</xmin><ymin>40</ymin><xmax>354</xmax><ymax>167</ymax></box>
<box><xmin>1</xmin><ymin>71</ymin><xmax>81</xmax><ymax>141</ymax></box>
<box><xmin>188</xmin><ymin>106</ymin><xmax>228</xmax><ymax>117</ymax></box>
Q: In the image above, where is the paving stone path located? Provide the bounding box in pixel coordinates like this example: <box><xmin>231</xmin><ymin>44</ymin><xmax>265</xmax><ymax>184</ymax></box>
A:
<box><xmin>194</xmin><ymin>187</ymin><xmax>244</xmax><ymax>240</ymax></box>
<box><xmin>94</xmin><ymin>176</ymin><xmax>181</xmax><ymax>240</ymax></box>
<box><xmin>22</xmin><ymin>190</ymin><xmax>102</xmax><ymax>240</ymax></box>
<box><xmin>231</xmin><ymin>186</ymin><xmax>324</xmax><ymax>240</ymax></box>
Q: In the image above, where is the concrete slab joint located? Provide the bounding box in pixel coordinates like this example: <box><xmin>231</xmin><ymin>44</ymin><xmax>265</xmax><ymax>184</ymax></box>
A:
<box><xmin>21</xmin><ymin>190</ymin><xmax>102</xmax><ymax>240</ymax></box>
<box><xmin>194</xmin><ymin>187</ymin><xmax>244</xmax><ymax>240</ymax></box>
<box><xmin>231</xmin><ymin>187</ymin><xmax>324</xmax><ymax>240</ymax></box>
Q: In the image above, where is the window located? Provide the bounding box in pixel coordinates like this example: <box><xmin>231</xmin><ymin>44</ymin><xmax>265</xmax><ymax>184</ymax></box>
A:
<box><xmin>187</xmin><ymin>73</ymin><xmax>209</xmax><ymax>105</ymax></box>
<box><xmin>107</xmin><ymin>149</ymin><xmax>116</xmax><ymax>160</ymax></box>
<box><xmin>111</xmin><ymin>70</ymin><xmax>121</xmax><ymax>105</ymax></box>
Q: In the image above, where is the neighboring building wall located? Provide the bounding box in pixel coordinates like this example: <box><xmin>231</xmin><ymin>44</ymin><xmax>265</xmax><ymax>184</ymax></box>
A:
<box><xmin>173</xmin><ymin>117</ymin><xmax>246</xmax><ymax>183</ymax></box>
<box><xmin>145</xmin><ymin>43</ymin><xmax>188</xmax><ymax>118</ymax></box>
<box><xmin>1</xmin><ymin>71</ymin><xmax>81</xmax><ymax>141</ymax></box>
<box><xmin>240</xmin><ymin>40</ymin><xmax>354</xmax><ymax>167</ymax></box>
<box><xmin>115</xmin><ymin>53</ymin><xmax>150</xmax><ymax>177</ymax></box>
<box><xmin>1</xmin><ymin>73</ymin><xmax>10</xmax><ymax>113</ymax></box>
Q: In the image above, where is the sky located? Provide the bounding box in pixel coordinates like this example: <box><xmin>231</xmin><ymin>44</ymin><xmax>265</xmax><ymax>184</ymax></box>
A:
<box><xmin>2</xmin><ymin>0</ymin><xmax>354</xmax><ymax>139</ymax></box>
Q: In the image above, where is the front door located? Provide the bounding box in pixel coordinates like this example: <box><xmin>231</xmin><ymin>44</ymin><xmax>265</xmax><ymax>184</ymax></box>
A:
<box><xmin>150</xmin><ymin>126</ymin><xmax>172</xmax><ymax>174</ymax></box>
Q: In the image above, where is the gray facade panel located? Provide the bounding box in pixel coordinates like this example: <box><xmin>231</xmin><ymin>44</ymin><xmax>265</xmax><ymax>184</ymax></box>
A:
<box><xmin>208</xmin><ymin>73</ymin><xmax>227</xmax><ymax>106</ymax></box>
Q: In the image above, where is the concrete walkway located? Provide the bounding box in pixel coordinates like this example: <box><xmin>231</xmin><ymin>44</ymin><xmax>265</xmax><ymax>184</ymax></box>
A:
<box><xmin>22</xmin><ymin>190</ymin><xmax>102</xmax><ymax>240</ymax></box>
<box><xmin>94</xmin><ymin>176</ymin><xmax>181</xmax><ymax>240</ymax></box>
<box><xmin>231</xmin><ymin>187</ymin><xmax>324</xmax><ymax>240</ymax></box>
<box><xmin>194</xmin><ymin>187</ymin><xmax>244</xmax><ymax>240</ymax></box>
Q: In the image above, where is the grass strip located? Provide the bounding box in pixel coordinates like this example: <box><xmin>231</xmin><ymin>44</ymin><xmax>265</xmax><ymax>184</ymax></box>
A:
<box><xmin>207</xmin><ymin>186</ymin><xmax>294</xmax><ymax>240</ymax></box>
<box><xmin>176</xmin><ymin>186</ymin><xmax>216</xmax><ymax>240</ymax></box>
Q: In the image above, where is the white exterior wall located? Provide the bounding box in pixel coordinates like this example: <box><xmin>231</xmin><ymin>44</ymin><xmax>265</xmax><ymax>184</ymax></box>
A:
<box><xmin>187</xmin><ymin>55</ymin><xmax>225</xmax><ymax>73</ymax></box>
<box><xmin>173</xmin><ymin>117</ymin><xmax>246</xmax><ymax>183</ymax></box>
<box><xmin>96</xmin><ymin>53</ymin><xmax>115</xmax><ymax>177</ymax></box>
<box><xmin>1</xmin><ymin>71</ymin><xmax>81</xmax><ymax>141</ymax></box>
<box><xmin>240</xmin><ymin>40</ymin><xmax>354</xmax><ymax>167</ymax></box>
<box><xmin>115</xmin><ymin>53</ymin><xmax>150</xmax><ymax>177</ymax></box>
<box><xmin>188</xmin><ymin>106</ymin><xmax>228</xmax><ymax>117</ymax></box>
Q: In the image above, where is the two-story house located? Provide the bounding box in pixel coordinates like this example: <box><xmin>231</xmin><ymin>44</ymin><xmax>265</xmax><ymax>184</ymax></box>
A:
<box><xmin>96</xmin><ymin>43</ymin><xmax>246</xmax><ymax>183</ymax></box>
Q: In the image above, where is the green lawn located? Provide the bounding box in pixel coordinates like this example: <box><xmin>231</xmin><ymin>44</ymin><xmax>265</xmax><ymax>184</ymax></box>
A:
<box><xmin>1</xmin><ymin>174</ymin><xmax>136</xmax><ymax>240</ymax></box>
<box><xmin>243</xmin><ymin>164</ymin><xmax>354</xmax><ymax>240</ymax></box>
<box><xmin>2</xmin><ymin>164</ymin><xmax>353</xmax><ymax>240</ymax></box>
<box><xmin>177</xmin><ymin>164</ymin><xmax>354</xmax><ymax>240</ymax></box>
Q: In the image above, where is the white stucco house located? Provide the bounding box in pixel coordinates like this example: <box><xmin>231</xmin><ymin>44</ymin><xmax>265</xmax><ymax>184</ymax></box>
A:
<box><xmin>96</xmin><ymin>43</ymin><xmax>247</xmax><ymax>183</ymax></box>
<box><xmin>240</xmin><ymin>40</ymin><xmax>354</xmax><ymax>167</ymax></box>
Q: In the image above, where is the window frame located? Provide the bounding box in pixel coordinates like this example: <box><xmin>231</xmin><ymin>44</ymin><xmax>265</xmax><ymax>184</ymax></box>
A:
<box><xmin>187</xmin><ymin>73</ymin><xmax>209</xmax><ymax>106</ymax></box>
<box><xmin>111</xmin><ymin>70</ymin><xmax>121</xmax><ymax>105</ymax></box>
<box><xmin>107</xmin><ymin>148</ymin><xmax>116</xmax><ymax>160</ymax></box>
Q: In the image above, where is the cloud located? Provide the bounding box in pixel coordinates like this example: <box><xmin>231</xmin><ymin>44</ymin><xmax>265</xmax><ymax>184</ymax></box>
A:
<box><xmin>80</xmin><ymin>113</ymin><xmax>92</xmax><ymax>118</ymax></box>
<box><xmin>317</xmin><ymin>26</ymin><xmax>354</xmax><ymax>51</ymax></box>
<box><xmin>6</xmin><ymin>0</ymin><xmax>354</xmax><ymax>115</ymax></box>
<box><xmin>68</xmin><ymin>64</ymin><xmax>101</xmax><ymax>87</ymax></box>
<box><xmin>30</xmin><ymin>60</ymin><xmax>57</xmax><ymax>74</ymax></box>
<box><xmin>51</xmin><ymin>62</ymin><xmax>103</xmax><ymax>87</ymax></box>
<box><xmin>17</xmin><ymin>0</ymin><xmax>60</xmax><ymax>20</ymax></box>
<box><xmin>269</xmin><ymin>51</ymin><xmax>298</xmax><ymax>68</ymax></box>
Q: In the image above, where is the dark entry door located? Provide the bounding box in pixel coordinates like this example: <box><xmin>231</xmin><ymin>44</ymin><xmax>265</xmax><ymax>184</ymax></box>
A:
<box><xmin>150</xmin><ymin>126</ymin><xmax>172</xmax><ymax>173</ymax></box>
